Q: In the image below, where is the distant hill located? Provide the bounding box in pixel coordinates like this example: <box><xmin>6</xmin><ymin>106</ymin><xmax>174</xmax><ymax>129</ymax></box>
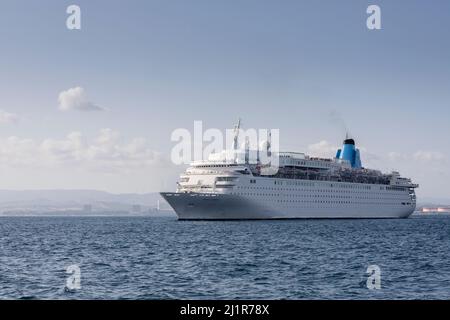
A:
<box><xmin>0</xmin><ymin>190</ymin><xmax>174</xmax><ymax>216</ymax></box>
<box><xmin>417</xmin><ymin>196</ymin><xmax>450</xmax><ymax>207</ymax></box>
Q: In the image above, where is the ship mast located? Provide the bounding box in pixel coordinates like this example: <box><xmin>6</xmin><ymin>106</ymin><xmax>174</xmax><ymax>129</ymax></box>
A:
<box><xmin>232</xmin><ymin>118</ymin><xmax>241</xmax><ymax>163</ymax></box>
<box><xmin>232</xmin><ymin>118</ymin><xmax>241</xmax><ymax>150</ymax></box>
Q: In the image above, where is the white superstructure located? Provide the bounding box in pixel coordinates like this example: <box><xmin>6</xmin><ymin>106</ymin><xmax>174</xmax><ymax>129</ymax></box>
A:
<box><xmin>161</xmin><ymin>124</ymin><xmax>418</xmax><ymax>220</ymax></box>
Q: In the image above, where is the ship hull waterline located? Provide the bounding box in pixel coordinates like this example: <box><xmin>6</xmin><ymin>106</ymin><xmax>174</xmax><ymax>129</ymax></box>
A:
<box><xmin>160</xmin><ymin>192</ymin><xmax>415</xmax><ymax>220</ymax></box>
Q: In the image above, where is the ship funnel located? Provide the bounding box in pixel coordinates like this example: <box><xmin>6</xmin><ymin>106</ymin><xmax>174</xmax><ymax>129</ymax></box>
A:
<box><xmin>336</xmin><ymin>137</ymin><xmax>362</xmax><ymax>168</ymax></box>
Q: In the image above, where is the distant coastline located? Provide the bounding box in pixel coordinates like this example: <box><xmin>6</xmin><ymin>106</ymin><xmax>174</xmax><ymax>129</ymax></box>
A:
<box><xmin>0</xmin><ymin>190</ymin><xmax>174</xmax><ymax>217</ymax></box>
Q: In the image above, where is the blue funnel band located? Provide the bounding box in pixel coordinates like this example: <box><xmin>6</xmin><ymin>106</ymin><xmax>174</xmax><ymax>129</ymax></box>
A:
<box><xmin>340</xmin><ymin>143</ymin><xmax>356</xmax><ymax>167</ymax></box>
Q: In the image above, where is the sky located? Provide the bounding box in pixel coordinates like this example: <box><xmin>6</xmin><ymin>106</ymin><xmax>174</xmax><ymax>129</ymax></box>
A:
<box><xmin>0</xmin><ymin>0</ymin><xmax>449</xmax><ymax>198</ymax></box>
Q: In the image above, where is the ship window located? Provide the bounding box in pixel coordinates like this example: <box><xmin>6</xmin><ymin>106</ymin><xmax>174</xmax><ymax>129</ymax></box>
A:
<box><xmin>216</xmin><ymin>177</ymin><xmax>236</xmax><ymax>182</ymax></box>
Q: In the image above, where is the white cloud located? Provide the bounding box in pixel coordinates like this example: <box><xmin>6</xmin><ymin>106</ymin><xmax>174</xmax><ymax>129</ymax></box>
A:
<box><xmin>385</xmin><ymin>150</ymin><xmax>447</xmax><ymax>164</ymax></box>
<box><xmin>58</xmin><ymin>87</ymin><xmax>104</xmax><ymax>111</ymax></box>
<box><xmin>387</xmin><ymin>151</ymin><xmax>408</xmax><ymax>162</ymax></box>
<box><xmin>0</xmin><ymin>129</ymin><xmax>168</xmax><ymax>173</ymax></box>
<box><xmin>307</xmin><ymin>140</ymin><xmax>338</xmax><ymax>158</ymax></box>
<box><xmin>413</xmin><ymin>150</ymin><xmax>446</xmax><ymax>163</ymax></box>
<box><xmin>0</xmin><ymin>136</ymin><xmax>37</xmax><ymax>166</ymax></box>
<box><xmin>0</xmin><ymin>110</ymin><xmax>20</xmax><ymax>124</ymax></box>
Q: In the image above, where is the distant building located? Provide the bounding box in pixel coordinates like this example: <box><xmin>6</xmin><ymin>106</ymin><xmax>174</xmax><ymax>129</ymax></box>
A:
<box><xmin>132</xmin><ymin>204</ymin><xmax>141</xmax><ymax>213</ymax></box>
<box><xmin>83</xmin><ymin>204</ymin><xmax>92</xmax><ymax>213</ymax></box>
<box><xmin>422</xmin><ymin>207</ymin><xmax>450</xmax><ymax>213</ymax></box>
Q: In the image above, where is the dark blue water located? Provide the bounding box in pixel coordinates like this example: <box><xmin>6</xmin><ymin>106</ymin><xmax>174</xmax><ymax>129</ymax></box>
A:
<box><xmin>1</xmin><ymin>215</ymin><xmax>449</xmax><ymax>299</ymax></box>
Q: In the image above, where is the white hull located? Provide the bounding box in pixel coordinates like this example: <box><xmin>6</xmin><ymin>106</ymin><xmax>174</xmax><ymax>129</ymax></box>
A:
<box><xmin>161</xmin><ymin>191</ymin><xmax>415</xmax><ymax>220</ymax></box>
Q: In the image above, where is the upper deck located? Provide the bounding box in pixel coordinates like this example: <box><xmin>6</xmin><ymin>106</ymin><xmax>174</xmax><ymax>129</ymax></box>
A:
<box><xmin>178</xmin><ymin>128</ymin><xmax>418</xmax><ymax>191</ymax></box>
<box><xmin>179</xmin><ymin>151</ymin><xmax>417</xmax><ymax>190</ymax></box>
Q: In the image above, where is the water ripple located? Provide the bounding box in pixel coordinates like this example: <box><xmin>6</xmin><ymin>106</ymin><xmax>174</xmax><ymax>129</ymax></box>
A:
<box><xmin>0</xmin><ymin>215</ymin><xmax>449</xmax><ymax>299</ymax></box>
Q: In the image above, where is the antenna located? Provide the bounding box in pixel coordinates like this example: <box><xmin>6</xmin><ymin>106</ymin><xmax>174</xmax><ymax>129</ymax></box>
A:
<box><xmin>245</xmin><ymin>136</ymin><xmax>249</xmax><ymax>164</ymax></box>
<box><xmin>232</xmin><ymin>118</ymin><xmax>241</xmax><ymax>151</ymax></box>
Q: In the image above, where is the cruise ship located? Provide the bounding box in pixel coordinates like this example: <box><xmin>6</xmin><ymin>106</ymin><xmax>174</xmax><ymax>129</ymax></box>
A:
<box><xmin>161</xmin><ymin>123</ymin><xmax>418</xmax><ymax>220</ymax></box>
